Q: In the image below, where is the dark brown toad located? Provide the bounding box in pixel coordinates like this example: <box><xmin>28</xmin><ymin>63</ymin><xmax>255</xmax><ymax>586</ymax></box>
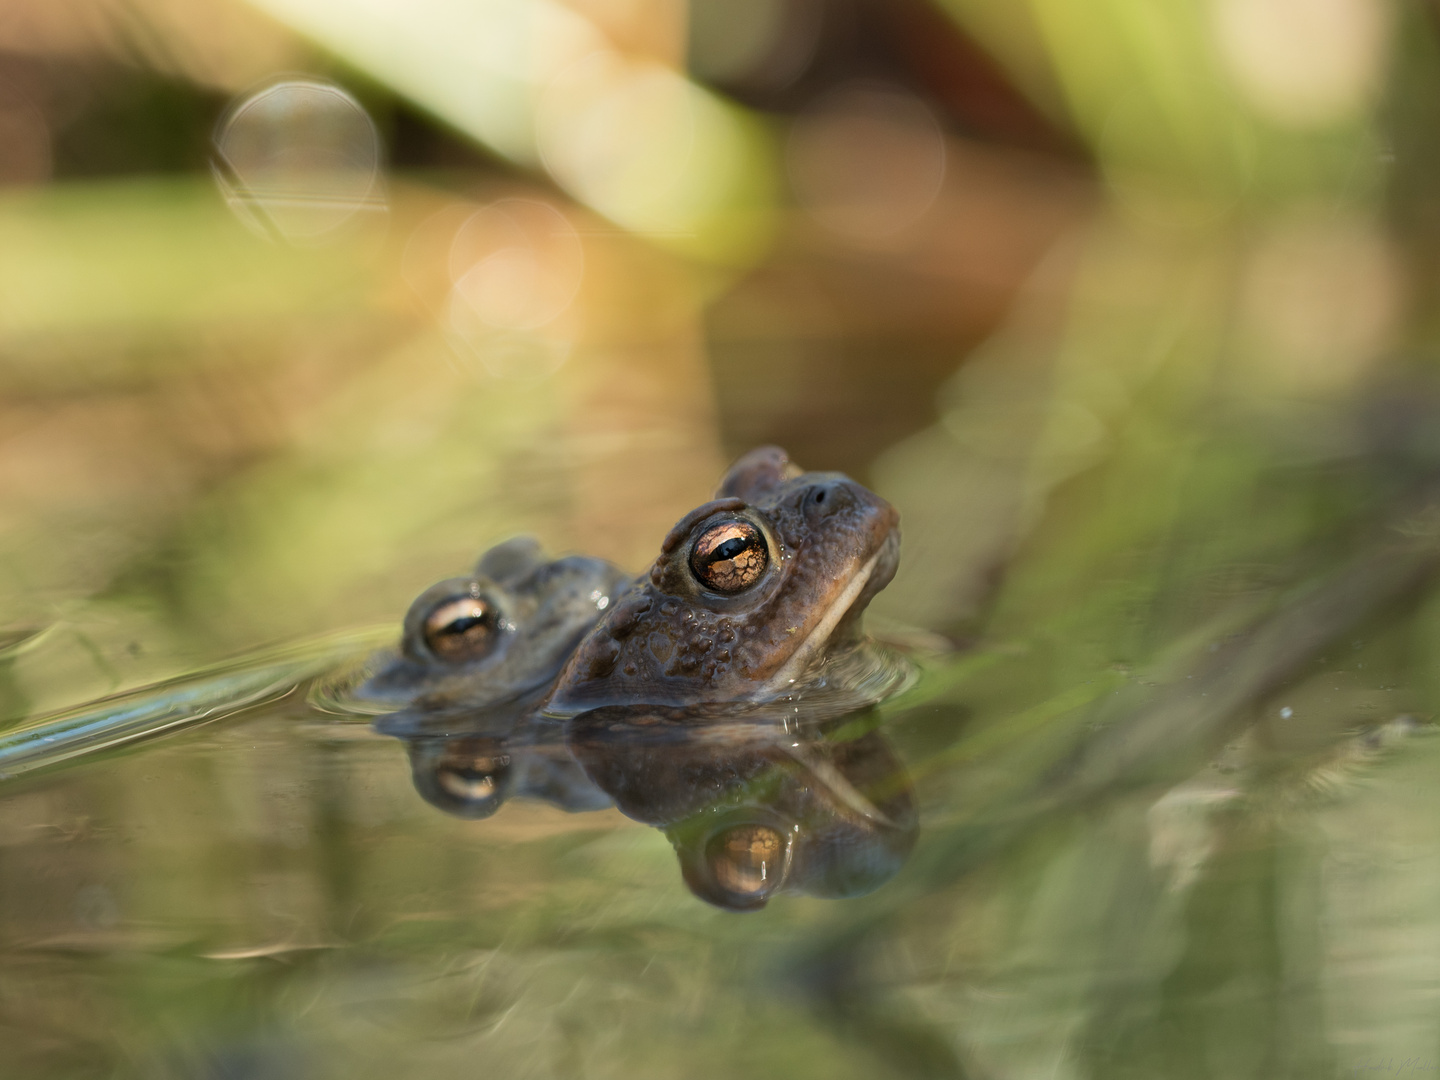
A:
<box><xmin>544</xmin><ymin>446</ymin><xmax>900</xmax><ymax>713</ymax></box>
<box><xmin>358</xmin><ymin>536</ymin><xmax>630</xmax><ymax>710</ymax></box>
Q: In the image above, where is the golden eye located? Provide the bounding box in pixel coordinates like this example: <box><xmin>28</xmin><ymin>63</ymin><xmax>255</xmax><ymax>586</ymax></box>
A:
<box><xmin>706</xmin><ymin>824</ymin><xmax>787</xmax><ymax>898</ymax></box>
<box><xmin>422</xmin><ymin>595</ymin><xmax>497</xmax><ymax>661</ymax></box>
<box><xmin>689</xmin><ymin>521</ymin><xmax>767</xmax><ymax>593</ymax></box>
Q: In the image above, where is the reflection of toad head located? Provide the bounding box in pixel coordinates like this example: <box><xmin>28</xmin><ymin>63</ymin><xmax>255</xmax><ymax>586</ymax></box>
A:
<box><xmin>389</xmin><ymin>721</ymin><xmax>611</xmax><ymax>820</ymax></box>
<box><xmin>402</xmin><ymin>735</ymin><xmax>516</xmax><ymax>819</ymax></box>
<box><xmin>567</xmin><ymin>706</ymin><xmax>918</xmax><ymax>911</ymax></box>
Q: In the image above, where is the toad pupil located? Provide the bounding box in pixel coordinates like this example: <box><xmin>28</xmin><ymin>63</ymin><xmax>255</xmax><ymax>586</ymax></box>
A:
<box><xmin>441</xmin><ymin>613</ymin><xmax>486</xmax><ymax>637</ymax></box>
<box><xmin>712</xmin><ymin>538</ymin><xmax>748</xmax><ymax>562</ymax></box>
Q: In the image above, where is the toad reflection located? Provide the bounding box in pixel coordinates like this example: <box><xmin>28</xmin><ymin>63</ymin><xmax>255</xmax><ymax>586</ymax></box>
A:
<box><xmin>383</xmin><ymin>704</ymin><xmax>918</xmax><ymax>911</ymax></box>
<box><xmin>376</xmin><ymin>709</ymin><xmax>610</xmax><ymax>819</ymax></box>
<box><xmin>566</xmin><ymin>705</ymin><xmax>918</xmax><ymax>911</ymax></box>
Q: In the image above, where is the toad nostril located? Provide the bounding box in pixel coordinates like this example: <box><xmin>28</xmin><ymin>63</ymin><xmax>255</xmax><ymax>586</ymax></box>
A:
<box><xmin>807</xmin><ymin>483</ymin><xmax>843</xmax><ymax>513</ymax></box>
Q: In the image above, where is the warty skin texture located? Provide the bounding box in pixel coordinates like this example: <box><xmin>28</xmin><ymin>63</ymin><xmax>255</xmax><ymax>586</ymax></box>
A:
<box><xmin>545</xmin><ymin>446</ymin><xmax>900</xmax><ymax>714</ymax></box>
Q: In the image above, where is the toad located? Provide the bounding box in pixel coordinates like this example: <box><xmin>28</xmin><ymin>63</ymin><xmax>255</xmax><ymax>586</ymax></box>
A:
<box><xmin>358</xmin><ymin>535</ymin><xmax>630</xmax><ymax>711</ymax></box>
<box><xmin>544</xmin><ymin>446</ymin><xmax>901</xmax><ymax>714</ymax></box>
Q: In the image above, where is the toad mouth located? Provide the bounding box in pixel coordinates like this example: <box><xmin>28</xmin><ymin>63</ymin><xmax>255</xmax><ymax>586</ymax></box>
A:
<box><xmin>756</xmin><ymin>547</ymin><xmax>884</xmax><ymax>698</ymax></box>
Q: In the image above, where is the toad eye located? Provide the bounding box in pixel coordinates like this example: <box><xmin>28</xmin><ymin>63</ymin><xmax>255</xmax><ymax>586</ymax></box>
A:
<box><xmin>423</xmin><ymin>595</ymin><xmax>499</xmax><ymax>661</ymax></box>
<box><xmin>706</xmin><ymin>824</ymin><xmax>788</xmax><ymax>900</ymax></box>
<box><xmin>689</xmin><ymin>521</ymin><xmax>768</xmax><ymax>593</ymax></box>
<box><xmin>436</xmin><ymin>752</ymin><xmax>511</xmax><ymax>802</ymax></box>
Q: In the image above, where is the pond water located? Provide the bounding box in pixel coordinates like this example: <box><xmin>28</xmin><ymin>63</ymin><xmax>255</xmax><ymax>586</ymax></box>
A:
<box><xmin>5</xmin><ymin>430</ymin><xmax>1440</xmax><ymax>1080</ymax></box>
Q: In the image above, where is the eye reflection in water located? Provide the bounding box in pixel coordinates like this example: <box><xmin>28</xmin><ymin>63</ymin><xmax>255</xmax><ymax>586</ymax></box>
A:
<box><xmin>414</xmin><ymin>737</ymin><xmax>513</xmax><ymax>818</ymax></box>
<box><xmin>380</xmin><ymin>699</ymin><xmax>918</xmax><ymax>912</ymax></box>
<box><xmin>378</xmin><ymin>703</ymin><xmax>612</xmax><ymax>821</ymax></box>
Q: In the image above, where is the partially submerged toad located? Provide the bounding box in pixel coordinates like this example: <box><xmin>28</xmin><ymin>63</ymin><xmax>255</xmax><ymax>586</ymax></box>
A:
<box><xmin>360</xmin><ymin>536</ymin><xmax>626</xmax><ymax>819</ymax></box>
<box><xmin>545</xmin><ymin>447</ymin><xmax>901</xmax><ymax>714</ymax></box>
<box><xmin>358</xmin><ymin>536</ymin><xmax>630</xmax><ymax>711</ymax></box>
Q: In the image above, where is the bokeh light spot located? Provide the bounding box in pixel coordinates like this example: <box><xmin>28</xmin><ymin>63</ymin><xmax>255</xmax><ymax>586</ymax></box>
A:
<box><xmin>448</xmin><ymin>198</ymin><xmax>585</xmax><ymax>332</ymax></box>
<box><xmin>404</xmin><ymin>197</ymin><xmax>583</xmax><ymax>381</ymax></box>
<box><xmin>538</xmin><ymin>51</ymin><xmax>696</xmax><ymax>232</ymax></box>
<box><xmin>1212</xmin><ymin>0</ymin><xmax>1390</xmax><ymax>128</ymax></box>
<box><xmin>1241</xmin><ymin>210</ymin><xmax>1401</xmax><ymax>390</ymax></box>
<box><xmin>535</xmin><ymin>47</ymin><xmax>774</xmax><ymax>261</ymax></box>
<box><xmin>212</xmin><ymin>78</ymin><xmax>385</xmax><ymax>244</ymax></box>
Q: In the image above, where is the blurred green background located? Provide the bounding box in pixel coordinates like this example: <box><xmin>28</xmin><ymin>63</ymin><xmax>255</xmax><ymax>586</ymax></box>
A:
<box><xmin>5</xmin><ymin>0</ymin><xmax>1440</xmax><ymax>1076</ymax></box>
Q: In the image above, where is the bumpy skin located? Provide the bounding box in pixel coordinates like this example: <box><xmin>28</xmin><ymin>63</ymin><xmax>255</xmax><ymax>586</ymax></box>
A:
<box><xmin>545</xmin><ymin>447</ymin><xmax>901</xmax><ymax>714</ymax></box>
<box><xmin>358</xmin><ymin>536</ymin><xmax>631</xmax><ymax>709</ymax></box>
